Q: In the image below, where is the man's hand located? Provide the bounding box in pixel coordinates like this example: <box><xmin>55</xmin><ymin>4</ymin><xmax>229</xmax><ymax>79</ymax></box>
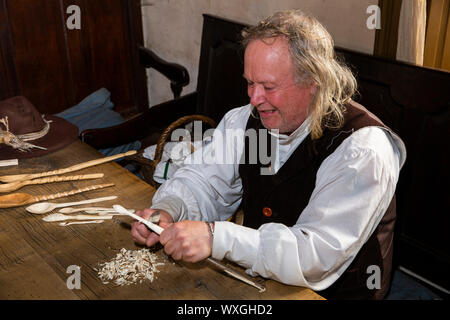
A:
<box><xmin>130</xmin><ymin>209</ymin><xmax>213</xmax><ymax>263</ymax></box>
<box><xmin>131</xmin><ymin>208</ymin><xmax>174</xmax><ymax>247</ymax></box>
<box><xmin>160</xmin><ymin>221</ymin><xmax>213</xmax><ymax>263</ymax></box>
<box><xmin>131</xmin><ymin>209</ymin><xmax>213</xmax><ymax>262</ymax></box>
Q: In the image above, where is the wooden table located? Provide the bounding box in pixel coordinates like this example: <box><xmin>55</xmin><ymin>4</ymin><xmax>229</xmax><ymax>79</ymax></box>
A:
<box><xmin>0</xmin><ymin>140</ymin><xmax>324</xmax><ymax>300</ymax></box>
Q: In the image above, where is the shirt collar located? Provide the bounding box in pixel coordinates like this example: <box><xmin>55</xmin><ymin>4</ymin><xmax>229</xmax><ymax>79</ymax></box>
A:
<box><xmin>269</xmin><ymin>116</ymin><xmax>312</xmax><ymax>145</ymax></box>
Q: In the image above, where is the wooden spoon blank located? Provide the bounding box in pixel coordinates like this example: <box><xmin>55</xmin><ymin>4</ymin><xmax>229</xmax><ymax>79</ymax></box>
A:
<box><xmin>0</xmin><ymin>183</ymin><xmax>114</xmax><ymax>208</ymax></box>
<box><xmin>0</xmin><ymin>150</ymin><xmax>136</xmax><ymax>183</ymax></box>
<box><xmin>43</xmin><ymin>213</ymin><xmax>113</xmax><ymax>222</ymax></box>
<box><xmin>59</xmin><ymin>220</ymin><xmax>105</xmax><ymax>226</ymax></box>
<box><xmin>0</xmin><ymin>173</ymin><xmax>104</xmax><ymax>193</ymax></box>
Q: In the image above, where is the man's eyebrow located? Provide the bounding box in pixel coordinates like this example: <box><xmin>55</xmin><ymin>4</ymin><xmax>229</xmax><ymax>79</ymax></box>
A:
<box><xmin>242</xmin><ymin>75</ymin><xmax>274</xmax><ymax>85</ymax></box>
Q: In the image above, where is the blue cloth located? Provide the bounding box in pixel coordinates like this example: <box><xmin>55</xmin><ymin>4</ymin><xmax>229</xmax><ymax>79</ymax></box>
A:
<box><xmin>55</xmin><ymin>88</ymin><xmax>141</xmax><ymax>156</ymax></box>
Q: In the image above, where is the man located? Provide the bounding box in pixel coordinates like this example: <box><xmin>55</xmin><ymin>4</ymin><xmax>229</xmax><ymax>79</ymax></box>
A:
<box><xmin>131</xmin><ymin>10</ymin><xmax>406</xmax><ymax>299</ymax></box>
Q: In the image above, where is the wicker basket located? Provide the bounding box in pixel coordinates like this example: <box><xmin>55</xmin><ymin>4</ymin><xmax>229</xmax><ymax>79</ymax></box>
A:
<box><xmin>128</xmin><ymin>114</ymin><xmax>243</xmax><ymax>225</ymax></box>
<box><xmin>129</xmin><ymin>115</ymin><xmax>217</xmax><ymax>188</ymax></box>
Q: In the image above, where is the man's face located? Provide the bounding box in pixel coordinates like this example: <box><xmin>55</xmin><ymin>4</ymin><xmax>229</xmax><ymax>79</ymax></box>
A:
<box><xmin>244</xmin><ymin>36</ymin><xmax>315</xmax><ymax>134</ymax></box>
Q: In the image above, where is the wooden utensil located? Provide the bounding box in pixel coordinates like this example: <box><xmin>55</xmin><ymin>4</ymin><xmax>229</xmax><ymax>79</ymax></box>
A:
<box><xmin>25</xmin><ymin>195</ymin><xmax>117</xmax><ymax>214</ymax></box>
<box><xmin>112</xmin><ymin>205</ymin><xmax>266</xmax><ymax>293</ymax></box>
<box><xmin>0</xmin><ymin>183</ymin><xmax>114</xmax><ymax>209</ymax></box>
<box><xmin>113</xmin><ymin>205</ymin><xmax>164</xmax><ymax>233</ymax></box>
<box><xmin>0</xmin><ymin>150</ymin><xmax>136</xmax><ymax>183</ymax></box>
<box><xmin>43</xmin><ymin>213</ymin><xmax>113</xmax><ymax>222</ymax></box>
<box><xmin>58</xmin><ymin>207</ymin><xmax>134</xmax><ymax>214</ymax></box>
<box><xmin>0</xmin><ymin>173</ymin><xmax>104</xmax><ymax>193</ymax></box>
<box><xmin>84</xmin><ymin>210</ymin><xmax>130</xmax><ymax>215</ymax></box>
<box><xmin>59</xmin><ymin>207</ymin><xmax>115</xmax><ymax>213</ymax></box>
<box><xmin>59</xmin><ymin>220</ymin><xmax>105</xmax><ymax>226</ymax></box>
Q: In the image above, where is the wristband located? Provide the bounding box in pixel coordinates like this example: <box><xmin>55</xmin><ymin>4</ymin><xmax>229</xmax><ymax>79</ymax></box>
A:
<box><xmin>207</xmin><ymin>221</ymin><xmax>215</xmax><ymax>238</ymax></box>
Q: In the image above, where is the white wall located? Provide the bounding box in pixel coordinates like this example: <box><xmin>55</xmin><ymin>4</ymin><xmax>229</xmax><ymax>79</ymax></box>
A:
<box><xmin>141</xmin><ymin>0</ymin><xmax>378</xmax><ymax>106</ymax></box>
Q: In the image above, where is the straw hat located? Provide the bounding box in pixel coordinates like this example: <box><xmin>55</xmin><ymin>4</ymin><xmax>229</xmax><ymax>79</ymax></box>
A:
<box><xmin>0</xmin><ymin>96</ymin><xmax>78</xmax><ymax>160</ymax></box>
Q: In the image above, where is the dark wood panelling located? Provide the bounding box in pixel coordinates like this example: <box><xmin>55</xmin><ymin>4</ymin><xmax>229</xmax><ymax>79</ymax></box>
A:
<box><xmin>61</xmin><ymin>0</ymin><xmax>88</xmax><ymax>105</ymax></box>
<box><xmin>0</xmin><ymin>35</ymin><xmax>14</xmax><ymax>99</ymax></box>
<box><xmin>0</xmin><ymin>0</ymin><xmax>19</xmax><ymax>99</ymax></box>
<box><xmin>5</xmin><ymin>0</ymin><xmax>72</xmax><ymax>113</ymax></box>
<box><xmin>127</xmin><ymin>0</ymin><xmax>148</xmax><ymax>112</ymax></box>
<box><xmin>78</xmin><ymin>0</ymin><xmax>134</xmax><ymax>110</ymax></box>
<box><xmin>196</xmin><ymin>15</ymin><xmax>249</xmax><ymax>122</ymax></box>
<box><xmin>0</xmin><ymin>0</ymin><xmax>147</xmax><ymax>114</ymax></box>
<box><xmin>337</xmin><ymin>49</ymin><xmax>450</xmax><ymax>290</ymax></box>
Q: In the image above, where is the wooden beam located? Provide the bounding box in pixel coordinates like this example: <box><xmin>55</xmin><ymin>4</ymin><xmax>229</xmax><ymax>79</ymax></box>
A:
<box><xmin>374</xmin><ymin>0</ymin><xmax>403</xmax><ymax>59</ymax></box>
<box><xmin>423</xmin><ymin>0</ymin><xmax>450</xmax><ymax>69</ymax></box>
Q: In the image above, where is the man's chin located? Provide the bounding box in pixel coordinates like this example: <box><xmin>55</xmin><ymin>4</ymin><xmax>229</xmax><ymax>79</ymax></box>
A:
<box><xmin>260</xmin><ymin>118</ymin><xmax>279</xmax><ymax>130</ymax></box>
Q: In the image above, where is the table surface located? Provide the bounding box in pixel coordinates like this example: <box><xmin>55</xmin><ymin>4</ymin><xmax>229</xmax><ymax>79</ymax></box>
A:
<box><xmin>0</xmin><ymin>140</ymin><xmax>324</xmax><ymax>300</ymax></box>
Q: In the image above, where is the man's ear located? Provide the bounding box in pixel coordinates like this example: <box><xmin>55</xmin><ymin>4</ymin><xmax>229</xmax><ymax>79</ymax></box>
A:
<box><xmin>310</xmin><ymin>83</ymin><xmax>317</xmax><ymax>96</ymax></box>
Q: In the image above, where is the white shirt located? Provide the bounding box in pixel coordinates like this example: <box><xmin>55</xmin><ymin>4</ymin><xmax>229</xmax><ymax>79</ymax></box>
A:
<box><xmin>151</xmin><ymin>104</ymin><xmax>407</xmax><ymax>291</ymax></box>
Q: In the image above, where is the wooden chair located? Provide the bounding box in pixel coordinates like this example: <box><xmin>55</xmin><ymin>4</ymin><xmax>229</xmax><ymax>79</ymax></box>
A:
<box><xmin>81</xmin><ymin>14</ymin><xmax>248</xmax><ymax>187</ymax></box>
<box><xmin>139</xmin><ymin>46</ymin><xmax>190</xmax><ymax>100</ymax></box>
<box><xmin>80</xmin><ymin>44</ymin><xmax>191</xmax><ymax>150</ymax></box>
<box><xmin>80</xmin><ymin>14</ymin><xmax>250</xmax><ymax>152</ymax></box>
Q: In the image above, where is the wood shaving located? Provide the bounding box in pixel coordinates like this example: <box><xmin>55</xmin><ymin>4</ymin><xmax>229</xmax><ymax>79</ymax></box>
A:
<box><xmin>95</xmin><ymin>248</ymin><xmax>165</xmax><ymax>286</ymax></box>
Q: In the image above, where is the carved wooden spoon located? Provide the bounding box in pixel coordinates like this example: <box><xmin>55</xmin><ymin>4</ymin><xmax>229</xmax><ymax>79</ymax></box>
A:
<box><xmin>43</xmin><ymin>213</ymin><xmax>113</xmax><ymax>222</ymax></box>
<box><xmin>0</xmin><ymin>150</ymin><xmax>136</xmax><ymax>183</ymax></box>
<box><xmin>0</xmin><ymin>173</ymin><xmax>104</xmax><ymax>193</ymax></box>
<box><xmin>25</xmin><ymin>194</ymin><xmax>117</xmax><ymax>214</ymax></box>
<box><xmin>0</xmin><ymin>183</ymin><xmax>114</xmax><ymax>209</ymax></box>
<box><xmin>59</xmin><ymin>220</ymin><xmax>105</xmax><ymax>226</ymax></box>
<box><xmin>58</xmin><ymin>207</ymin><xmax>135</xmax><ymax>214</ymax></box>
<box><xmin>59</xmin><ymin>207</ymin><xmax>115</xmax><ymax>213</ymax></box>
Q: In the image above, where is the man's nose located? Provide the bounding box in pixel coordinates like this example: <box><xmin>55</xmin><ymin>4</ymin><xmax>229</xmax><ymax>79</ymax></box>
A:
<box><xmin>249</xmin><ymin>85</ymin><xmax>266</xmax><ymax>106</ymax></box>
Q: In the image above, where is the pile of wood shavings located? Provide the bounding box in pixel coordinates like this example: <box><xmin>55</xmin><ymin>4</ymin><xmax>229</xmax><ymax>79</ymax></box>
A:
<box><xmin>95</xmin><ymin>248</ymin><xmax>165</xmax><ymax>286</ymax></box>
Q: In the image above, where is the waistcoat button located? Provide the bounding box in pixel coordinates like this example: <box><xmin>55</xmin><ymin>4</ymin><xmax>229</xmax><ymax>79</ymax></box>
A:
<box><xmin>262</xmin><ymin>207</ymin><xmax>272</xmax><ymax>217</ymax></box>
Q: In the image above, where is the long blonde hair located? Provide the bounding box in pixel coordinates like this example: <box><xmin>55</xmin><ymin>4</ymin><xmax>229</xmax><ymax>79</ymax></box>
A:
<box><xmin>242</xmin><ymin>10</ymin><xmax>357</xmax><ymax>139</ymax></box>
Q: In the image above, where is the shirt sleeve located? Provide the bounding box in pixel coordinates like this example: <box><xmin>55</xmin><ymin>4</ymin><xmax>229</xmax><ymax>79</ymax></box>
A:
<box><xmin>211</xmin><ymin>127</ymin><xmax>404</xmax><ymax>291</ymax></box>
<box><xmin>150</xmin><ymin>106</ymin><xmax>250</xmax><ymax>223</ymax></box>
